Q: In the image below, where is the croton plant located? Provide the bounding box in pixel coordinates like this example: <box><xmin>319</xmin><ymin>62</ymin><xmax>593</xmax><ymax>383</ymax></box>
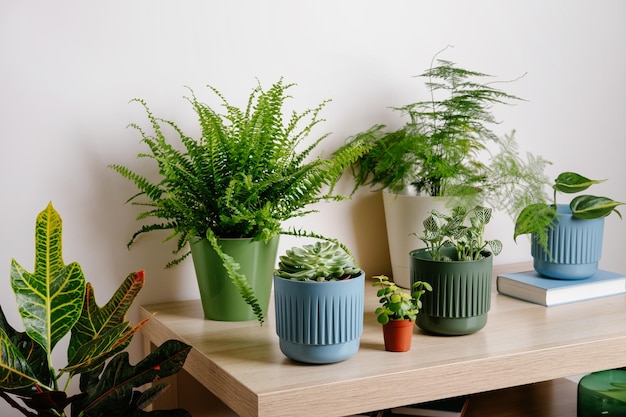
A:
<box><xmin>0</xmin><ymin>203</ymin><xmax>191</xmax><ymax>417</ymax></box>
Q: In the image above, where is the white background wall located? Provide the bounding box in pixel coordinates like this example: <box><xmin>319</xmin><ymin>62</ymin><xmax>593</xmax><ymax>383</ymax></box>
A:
<box><xmin>1</xmin><ymin>1</ymin><xmax>625</xmax><ymax>415</ymax></box>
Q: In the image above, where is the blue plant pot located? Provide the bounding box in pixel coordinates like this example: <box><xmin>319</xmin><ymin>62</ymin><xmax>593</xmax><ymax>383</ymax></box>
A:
<box><xmin>532</xmin><ymin>204</ymin><xmax>604</xmax><ymax>280</ymax></box>
<box><xmin>273</xmin><ymin>272</ymin><xmax>364</xmax><ymax>364</ymax></box>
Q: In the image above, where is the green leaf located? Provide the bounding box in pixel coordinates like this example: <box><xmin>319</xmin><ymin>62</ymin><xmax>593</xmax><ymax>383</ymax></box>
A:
<box><xmin>0</xmin><ymin>328</ymin><xmax>38</xmax><ymax>389</ymax></box>
<box><xmin>63</xmin><ymin>318</ymin><xmax>150</xmax><ymax>376</ymax></box>
<box><xmin>570</xmin><ymin>195</ymin><xmax>625</xmax><ymax>219</ymax></box>
<box><xmin>553</xmin><ymin>172</ymin><xmax>604</xmax><ymax>194</ymax></box>
<box><xmin>74</xmin><ymin>339</ymin><xmax>191</xmax><ymax>416</ymax></box>
<box><xmin>10</xmin><ymin>202</ymin><xmax>86</xmax><ymax>354</ymax></box>
<box><xmin>68</xmin><ymin>271</ymin><xmax>145</xmax><ymax>368</ymax></box>
<box><xmin>513</xmin><ymin>203</ymin><xmax>556</xmax><ymax>240</ymax></box>
<box><xmin>0</xmin><ymin>306</ymin><xmax>50</xmax><ymax>391</ymax></box>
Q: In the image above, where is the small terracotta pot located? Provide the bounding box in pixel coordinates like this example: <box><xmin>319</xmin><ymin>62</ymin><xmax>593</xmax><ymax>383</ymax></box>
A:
<box><xmin>382</xmin><ymin>319</ymin><xmax>414</xmax><ymax>352</ymax></box>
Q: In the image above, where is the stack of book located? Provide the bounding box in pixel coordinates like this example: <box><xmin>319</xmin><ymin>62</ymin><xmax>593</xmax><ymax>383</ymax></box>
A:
<box><xmin>496</xmin><ymin>269</ymin><xmax>626</xmax><ymax>306</ymax></box>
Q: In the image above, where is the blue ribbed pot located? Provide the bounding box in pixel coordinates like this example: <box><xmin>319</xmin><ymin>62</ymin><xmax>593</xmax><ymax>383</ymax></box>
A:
<box><xmin>532</xmin><ymin>204</ymin><xmax>604</xmax><ymax>280</ymax></box>
<box><xmin>273</xmin><ymin>272</ymin><xmax>364</xmax><ymax>364</ymax></box>
<box><xmin>411</xmin><ymin>247</ymin><xmax>492</xmax><ymax>336</ymax></box>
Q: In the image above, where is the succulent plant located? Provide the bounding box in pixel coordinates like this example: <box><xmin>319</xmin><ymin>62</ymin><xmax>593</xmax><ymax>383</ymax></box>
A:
<box><xmin>373</xmin><ymin>275</ymin><xmax>432</xmax><ymax>324</ymax></box>
<box><xmin>275</xmin><ymin>241</ymin><xmax>361</xmax><ymax>281</ymax></box>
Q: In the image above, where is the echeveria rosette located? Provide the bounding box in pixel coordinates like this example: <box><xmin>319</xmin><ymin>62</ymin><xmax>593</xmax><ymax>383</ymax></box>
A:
<box><xmin>275</xmin><ymin>241</ymin><xmax>361</xmax><ymax>281</ymax></box>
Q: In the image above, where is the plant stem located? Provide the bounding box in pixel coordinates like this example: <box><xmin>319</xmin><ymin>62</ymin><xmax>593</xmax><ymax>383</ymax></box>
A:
<box><xmin>0</xmin><ymin>392</ymin><xmax>38</xmax><ymax>417</ymax></box>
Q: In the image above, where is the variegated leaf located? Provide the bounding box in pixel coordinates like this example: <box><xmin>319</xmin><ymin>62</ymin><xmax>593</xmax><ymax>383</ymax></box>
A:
<box><xmin>74</xmin><ymin>339</ymin><xmax>191</xmax><ymax>415</ymax></box>
<box><xmin>69</xmin><ymin>271</ymin><xmax>145</xmax><ymax>362</ymax></box>
<box><xmin>63</xmin><ymin>317</ymin><xmax>150</xmax><ymax>376</ymax></box>
<box><xmin>0</xmin><ymin>306</ymin><xmax>50</xmax><ymax>390</ymax></box>
<box><xmin>0</xmin><ymin>328</ymin><xmax>38</xmax><ymax>389</ymax></box>
<box><xmin>10</xmin><ymin>202</ymin><xmax>86</xmax><ymax>354</ymax></box>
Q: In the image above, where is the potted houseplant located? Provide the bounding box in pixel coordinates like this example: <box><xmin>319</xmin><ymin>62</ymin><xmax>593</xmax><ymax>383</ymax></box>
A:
<box><xmin>411</xmin><ymin>205</ymin><xmax>502</xmax><ymax>335</ymax></box>
<box><xmin>344</xmin><ymin>49</ymin><xmax>550</xmax><ymax>288</ymax></box>
<box><xmin>273</xmin><ymin>241</ymin><xmax>364</xmax><ymax>364</ymax></box>
<box><xmin>514</xmin><ymin>171</ymin><xmax>624</xmax><ymax>279</ymax></box>
<box><xmin>372</xmin><ymin>274</ymin><xmax>432</xmax><ymax>352</ymax></box>
<box><xmin>0</xmin><ymin>202</ymin><xmax>191</xmax><ymax>417</ymax></box>
<box><xmin>110</xmin><ymin>78</ymin><xmax>369</xmax><ymax>324</ymax></box>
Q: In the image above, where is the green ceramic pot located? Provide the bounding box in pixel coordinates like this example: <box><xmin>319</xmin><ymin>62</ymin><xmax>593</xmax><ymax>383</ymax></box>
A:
<box><xmin>190</xmin><ymin>236</ymin><xmax>279</xmax><ymax>321</ymax></box>
<box><xmin>410</xmin><ymin>247</ymin><xmax>492</xmax><ymax>336</ymax></box>
<box><xmin>578</xmin><ymin>369</ymin><xmax>626</xmax><ymax>416</ymax></box>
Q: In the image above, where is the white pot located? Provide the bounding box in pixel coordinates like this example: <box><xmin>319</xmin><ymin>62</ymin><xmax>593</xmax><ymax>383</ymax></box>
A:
<box><xmin>382</xmin><ymin>189</ymin><xmax>449</xmax><ymax>288</ymax></box>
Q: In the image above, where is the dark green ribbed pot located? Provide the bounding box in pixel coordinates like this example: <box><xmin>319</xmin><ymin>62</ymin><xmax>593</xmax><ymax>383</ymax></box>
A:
<box><xmin>410</xmin><ymin>247</ymin><xmax>492</xmax><ymax>336</ymax></box>
<box><xmin>190</xmin><ymin>236</ymin><xmax>279</xmax><ymax>321</ymax></box>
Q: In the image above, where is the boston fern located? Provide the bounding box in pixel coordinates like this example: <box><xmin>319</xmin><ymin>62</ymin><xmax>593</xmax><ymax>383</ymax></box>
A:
<box><xmin>110</xmin><ymin>78</ymin><xmax>370</xmax><ymax>323</ymax></box>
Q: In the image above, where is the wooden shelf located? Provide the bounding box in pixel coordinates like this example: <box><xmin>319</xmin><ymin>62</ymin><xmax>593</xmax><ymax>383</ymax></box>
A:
<box><xmin>465</xmin><ymin>378</ymin><xmax>577</xmax><ymax>417</ymax></box>
<box><xmin>140</xmin><ymin>263</ymin><xmax>626</xmax><ymax>417</ymax></box>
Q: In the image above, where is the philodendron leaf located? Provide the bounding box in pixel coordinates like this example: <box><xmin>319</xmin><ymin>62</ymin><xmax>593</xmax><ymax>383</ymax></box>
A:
<box><xmin>513</xmin><ymin>203</ymin><xmax>556</xmax><ymax>240</ymax></box>
<box><xmin>68</xmin><ymin>271</ymin><xmax>145</xmax><ymax>367</ymax></box>
<box><xmin>10</xmin><ymin>202</ymin><xmax>86</xmax><ymax>354</ymax></box>
<box><xmin>570</xmin><ymin>195</ymin><xmax>624</xmax><ymax>220</ymax></box>
<box><xmin>553</xmin><ymin>172</ymin><xmax>604</xmax><ymax>194</ymax></box>
<box><xmin>74</xmin><ymin>339</ymin><xmax>191</xmax><ymax>416</ymax></box>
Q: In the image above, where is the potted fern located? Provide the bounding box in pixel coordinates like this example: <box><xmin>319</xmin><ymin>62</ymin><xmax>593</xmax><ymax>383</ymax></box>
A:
<box><xmin>273</xmin><ymin>241</ymin><xmax>364</xmax><ymax>364</ymax></box>
<box><xmin>344</xmin><ymin>49</ymin><xmax>550</xmax><ymax>288</ymax></box>
<box><xmin>410</xmin><ymin>205</ymin><xmax>502</xmax><ymax>335</ymax></box>
<box><xmin>0</xmin><ymin>203</ymin><xmax>191</xmax><ymax>417</ymax></box>
<box><xmin>110</xmin><ymin>78</ymin><xmax>369</xmax><ymax>324</ymax></box>
<box><xmin>373</xmin><ymin>275</ymin><xmax>431</xmax><ymax>352</ymax></box>
<box><xmin>514</xmin><ymin>171</ymin><xmax>624</xmax><ymax>279</ymax></box>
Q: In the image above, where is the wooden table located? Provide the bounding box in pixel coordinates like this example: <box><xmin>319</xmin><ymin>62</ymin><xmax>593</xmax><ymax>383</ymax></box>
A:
<box><xmin>140</xmin><ymin>263</ymin><xmax>626</xmax><ymax>417</ymax></box>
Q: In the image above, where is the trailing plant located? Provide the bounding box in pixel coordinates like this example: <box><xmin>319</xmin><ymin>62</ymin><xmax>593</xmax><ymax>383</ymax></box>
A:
<box><xmin>373</xmin><ymin>275</ymin><xmax>432</xmax><ymax>324</ymax></box>
<box><xmin>274</xmin><ymin>241</ymin><xmax>361</xmax><ymax>281</ymax></box>
<box><xmin>0</xmin><ymin>203</ymin><xmax>191</xmax><ymax>417</ymax></box>
<box><xmin>514</xmin><ymin>171</ymin><xmax>625</xmax><ymax>253</ymax></box>
<box><xmin>110</xmin><ymin>78</ymin><xmax>370</xmax><ymax>323</ymax></box>
<box><xmin>417</xmin><ymin>205</ymin><xmax>503</xmax><ymax>262</ymax></box>
<box><xmin>344</xmin><ymin>48</ymin><xmax>551</xmax><ymax>220</ymax></box>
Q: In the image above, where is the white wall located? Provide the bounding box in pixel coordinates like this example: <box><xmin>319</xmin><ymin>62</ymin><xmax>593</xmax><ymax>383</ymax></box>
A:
<box><xmin>1</xmin><ymin>1</ymin><xmax>625</xmax><ymax>414</ymax></box>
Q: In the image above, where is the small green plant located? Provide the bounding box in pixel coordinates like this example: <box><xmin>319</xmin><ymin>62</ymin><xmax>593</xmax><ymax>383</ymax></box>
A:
<box><xmin>344</xmin><ymin>48</ymin><xmax>551</xmax><ymax>220</ymax></box>
<box><xmin>0</xmin><ymin>203</ymin><xmax>191</xmax><ymax>417</ymax></box>
<box><xmin>110</xmin><ymin>78</ymin><xmax>370</xmax><ymax>323</ymax></box>
<box><xmin>274</xmin><ymin>241</ymin><xmax>361</xmax><ymax>281</ymax></box>
<box><xmin>417</xmin><ymin>205</ymin><xmax>503</xmax><ymax>262</ymax></box>
<box><xmin>373</xmin><ymin>275</ymin><xmax>432</xmax><ymax>324</ymax></box>
<box><xmin>514</xmin><ymin>172</ymin><xmax>625</xmax><ymax>252</ymax></box>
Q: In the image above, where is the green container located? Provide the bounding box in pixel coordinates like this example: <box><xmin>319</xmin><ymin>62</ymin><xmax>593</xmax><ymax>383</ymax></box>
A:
<box><xmin>190</xmin><ymin>236</ymin><xmax>279</xmax><ymax>321</ymax></box>
<box><xmin>578</xmin><ymin>369</ymin><xmax>626</xmax><ymax>416</ymax></box>
<box><xmin>410</xmin><ymin>247</ymin><xmax>492</xmax><ymax>335</ymax></box>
